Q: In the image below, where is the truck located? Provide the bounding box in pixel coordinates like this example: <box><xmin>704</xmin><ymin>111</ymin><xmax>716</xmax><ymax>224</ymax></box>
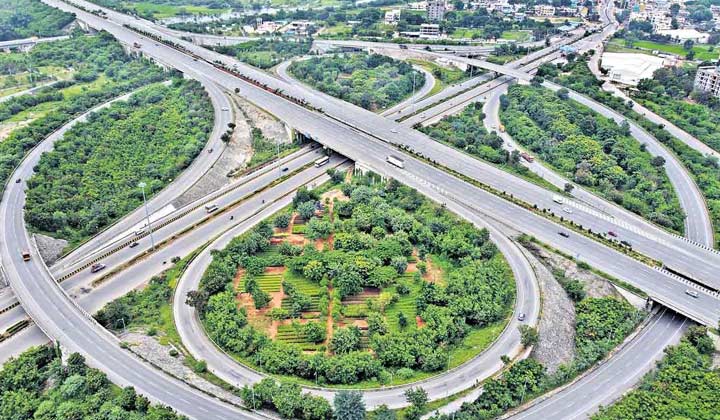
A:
<box><xmin>386</xmin><ymin>155</ymin><xmax>405</xmax><ymax>169</ymax></box>
<box><xmin>205</xmin><ymin>204</ymin><xmax>219</xmax><ymax>213</ymax></box>
<box><xmin>21</xmin><ymin>251</ymin><xmax>31</xmax><ymax>262</ymax></box>
<box><xmin>552</xmin><ymin>195</ymin><xmax>564</xmax><ymax>204</ymax></box>
<box><xmin>520</xmin><ymin>152</ymin><xmax>534</xmax><ymax>163</ymax></box>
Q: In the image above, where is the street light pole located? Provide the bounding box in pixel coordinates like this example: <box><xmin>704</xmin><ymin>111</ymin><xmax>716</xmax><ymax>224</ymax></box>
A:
<box><xmin>138</xmin><ymin>182</ymin><xmax>155</xmax><ymax>250</ymax></box>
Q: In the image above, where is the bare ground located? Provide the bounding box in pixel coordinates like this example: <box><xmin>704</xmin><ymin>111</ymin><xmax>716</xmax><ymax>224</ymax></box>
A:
<box><xmin>235</xmin><ymin>96</ymin><xmax>291</xmax><ymax>146</ymax></box>
<box><xmin>519</xmin><ymin>242</ymin><xmax>576</xmax><ymax>374</ymax></box>
<box><xmin>172</xmin><ymin>94</ymin><xmax>252</xmax><ymax>208</ymax></box>
<box><xmin>119</xmin><ymin>331</ymin><xmax>244</xmax><ymax>406</ymax></box>
<box><xmin>34</xmin><ymin>233</ymin><xmax>68</xmax><ymax>266</ymax></box>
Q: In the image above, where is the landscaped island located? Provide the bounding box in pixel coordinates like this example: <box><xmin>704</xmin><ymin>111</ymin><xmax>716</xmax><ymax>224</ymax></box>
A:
<box><xmin>289</xmin><ymin>53</ymin><xmax>425</xmax><ymax>111</ymax></box>
<box><xmin>188</xmin><ymin>175</ymin><xmax>516</xmax><ymax>388</ymax></box>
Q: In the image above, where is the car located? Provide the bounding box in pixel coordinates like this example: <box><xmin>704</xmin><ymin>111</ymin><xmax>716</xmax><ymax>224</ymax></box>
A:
<box><xmin>685</xmin><ymin>289</ymin><xmax>699</xmax><ymax>298</ymax></box>
<box><xmin>21</xmin><ymin>251</ymin><xmax>31</xmax><ymax>261</ymax></box>
<box><xmin>620</xmin><ymin>240</ymin><xmax>632</xmax><ymax>248</ymax></box>
<box><xmin>90</xmin><ymin>263</ymin><xmax>106</xmax><ymax>273</ymax></box>
<box><xmin>517</xmin><ymin>313</ymin><xmax>526</xmax><ymax>321</ymax></box>
<box><xmin>129</xmin><ymin>242</ymin><xmax>139</xmax><ymax>248</ymax></box>
<box><xmin>15</xmin><ymin>178</ymin><xmax>20</xmax><ymax>183</ymax></box>
<box><xmin>558</xmin><ymin>231</ymin><xmax>570</xmax><ymax>238</ymax></box>
<box><xmin>562</xmin><ymin>207</ymin><xmax>573</xmax><ymax>214</ymax></box>
<box><xmin>221</xmin><ymin>107</ymin><xmax>229</xmax><ymax>111</ymax></box>
<box><xmin>390</xmin><ymin>129</ymin><xmax>398</xmax><ymax>134</ymax></box>
<box><xmin>607</xmin><ymin>231</ymin><xmax>618</xmax><ymax>237</ymax></box>
<box><xmin>282</xmin><ymin>167</ymin><xmax>289</xmax><ymax>172</ymax></box>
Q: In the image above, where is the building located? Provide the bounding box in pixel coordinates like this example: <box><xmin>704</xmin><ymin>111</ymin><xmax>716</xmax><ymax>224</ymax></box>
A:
<box><xmin>694</xmin><ymin>65</ymin><xmax>720</xmax><ymax>98</ymax></box>
<box><xmin>657</xmin><ymin>29</ymin><xmax>710</xmax><ymax>43</ymax></box>
<box><xmin>533</xmin><ymin>4</ymin><xmax>556</xmax><ymax>16</ymax></box>
<box><xmin>420</xmin><ymin>23</ymin><xmax>441</xmax><ymax>38</ymax></box>
<box><xmin>427</xmin><ymin>0</ymin><xmax>446</xmax><ymax>21</ymax></box>
<box><xmin>408</xmin><ymin>1</ymin><xmax>427</xmax><ymax>10</ymax></box>
<box><xmin>384</xmin><ymin>9</ymin><xmax>401</xmax><ymax>25</ymax></box>
<box><xmin>601</xmin><ymin>52</ymin><xmax>666</xmax><ymax>86</ymax></box>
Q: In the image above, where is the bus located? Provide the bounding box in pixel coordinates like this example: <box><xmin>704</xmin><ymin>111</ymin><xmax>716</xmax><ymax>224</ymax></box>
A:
<box><xmin>314</xmin><ymin>156</ymin><xmax>330</xmax><ymax>168</ymax></box>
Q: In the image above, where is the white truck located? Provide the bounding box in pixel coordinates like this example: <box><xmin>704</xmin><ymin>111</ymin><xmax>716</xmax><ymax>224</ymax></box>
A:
<box><xmin>386</xmin><ymin>155</ymin><xmax>405</xmax><ymax>169</ymax></box>
<box><xmin>552</xmin><ymin>195</ymin><xmax>564</xmax><ymax>204</ymax></box>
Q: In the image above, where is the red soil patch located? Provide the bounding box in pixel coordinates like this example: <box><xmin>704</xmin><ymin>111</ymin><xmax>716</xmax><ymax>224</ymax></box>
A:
<box><xmin>416</xmin><ymin>316</ymin><xmax>426</xmax><ymax>328</ymax></box>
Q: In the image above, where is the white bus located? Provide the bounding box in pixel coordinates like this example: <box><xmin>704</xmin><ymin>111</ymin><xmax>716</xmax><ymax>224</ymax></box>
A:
<box><xmin>314</xmin><ymin>156</ymin><xmax>330</xmax><ymax>168</ymax></box>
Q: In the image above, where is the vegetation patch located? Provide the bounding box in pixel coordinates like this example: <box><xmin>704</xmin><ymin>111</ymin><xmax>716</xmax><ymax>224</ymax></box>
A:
<box><xmin>24</xmin><ymin>78</ymin><xmax>213</xmax><ymax>246</ymax></box>
<box><xmin>593</xmin><ymin>327</ymin><xmax>719</xmax><ymax>419</ymax></box>
<box><xmin>0</xmin><ymin>32</ymin><xmax>167</xmax><ymax>198</ymax></box>
<box><xmin>289</xmin><ymin>52</ymin><xmax>424</xmax><ymax>111</ymax></box>
<box><xmin>499</xmin><ymin>82</ymin><xmax>684</xmax><ymax>233</ymax></box>
<box><xmin>540</xmin><ymin>55</ymin><xmax>720</xmax><ymax>247</ymax></box>
<box><xmin>212</xmin><ymin>39</ymin><xmax>312</xmax><ymax>69</ymax></box>
<box><xmin>0</xmin><ymin>346</ymin><xmax>184</xmax><ymax>419</ymax></box>
<box><xmin>420</xmin><ymin>102</ymin><xmax>560</xmax><ymax>192</ymax></box>
<box><xmin>187</xmin><ymin>176</ymin><xmax>516</xmax><ymax>388</ymax></box>
<box><xmin>0</xmin><ymin>0</ymin><xmax>75</xmax><ymax>41</ymax></box>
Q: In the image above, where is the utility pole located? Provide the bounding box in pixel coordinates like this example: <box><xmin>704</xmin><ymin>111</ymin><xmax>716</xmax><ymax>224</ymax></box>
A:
<box><xmin>138</xmin><ymin>182</ymin><xmax>155</xmax><ymax>250</ymax></box>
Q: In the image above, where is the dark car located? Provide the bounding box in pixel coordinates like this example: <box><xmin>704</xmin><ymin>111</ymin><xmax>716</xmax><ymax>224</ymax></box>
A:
<box><xmin>90</xmin><ymin>263</ymin><xmax>106</xmax><ymax>273</ymax></box>
<box><xmin>607</xmin><ymin>231</ymin><xmax>618</xmax><ymax>237</ymax></box>
<box><xmin>558</xmin><ymin>231</ymin><xmax>570</xmax><ymax>238</ymax></box>
<box><xmin>15</xmin><ymin>178</ymin><xmax>20</xmax><ymax>183</ymax></box>
<box><xmin>129</xmin><ymin>242</ymin><xmax>139</xmax><ymax>248</ymax></box>
<box><xmin>282</xmin><ymin>167</ymin><xmax>289</xmax><ymax>172</ymax></box>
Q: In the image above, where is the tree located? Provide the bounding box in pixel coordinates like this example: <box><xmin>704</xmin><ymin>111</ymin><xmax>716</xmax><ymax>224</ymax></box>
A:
<box><xmin>404</xmin><ymin>387</ymin><xmax>428</xmax><ymax>420</ymax></box>
<box><xmin>371</xmin><ymin>404</ymin><xmax>396</xmax><ymax>419</ymax></box>
<box><xmin>297</xmin><ymin>201</ymin><xmax>317</xmax><ymax>220</ymax></box>
<box><xmin>303</xmin><ymin>322</ymin><xmax>327</xmax><ymax>344</ymax></box>
<box><xmin>651</xmin><ymin>155</ymin><xmax>666</xmax><ymax>167</ymax></box>
<box><xmin>331</xmin><ymin>326</ymin><xmax>362</xmax><ymax>355</ymax></box>
<box><xmin>274</xmin><ymin>213</ymin><xmax>291</xmax><ymax>229</ymax></box>
<box><xmin>333</xmin><ymin>390</ymin><xmax>365</xmax><ymax>420</ymax></box>
<box><xmin>564</xmin><ymin>183</ymin><xmax>574</xmax><ymax>193</ymax></box>
<box><xmin>519</xmin><ymin>325</ymin><xmax>539</xmax><ymax>347</ymax></box>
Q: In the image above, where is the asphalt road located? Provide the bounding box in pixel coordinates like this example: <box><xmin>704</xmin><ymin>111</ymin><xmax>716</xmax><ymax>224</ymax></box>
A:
<box><xmin>508</xmin><ymin>309</ymin><xmax>688</xmax><ymax>420</ymax></box>
<box><xmin>39</xmin><ymin>0</ymin><xmax>720</xmax><ymax>322</ymax></box>
<box><xmin>0</xmin><ymin>99</ymin><xmax>265</xmax><ymax>420</ymax></box>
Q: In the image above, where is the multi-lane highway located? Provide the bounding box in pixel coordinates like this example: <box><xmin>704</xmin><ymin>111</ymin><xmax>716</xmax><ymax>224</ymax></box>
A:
<box><xmin>2</xmin><ymin>1</ymin><xmax>717</xmax><ymax>419</ymax></box>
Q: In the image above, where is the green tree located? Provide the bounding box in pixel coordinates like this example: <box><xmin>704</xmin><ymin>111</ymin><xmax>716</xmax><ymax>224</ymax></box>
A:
<box><xmin>333</xmin><ymin>390</ymin><xmax>365</xmax><ymax>420</ymax></box>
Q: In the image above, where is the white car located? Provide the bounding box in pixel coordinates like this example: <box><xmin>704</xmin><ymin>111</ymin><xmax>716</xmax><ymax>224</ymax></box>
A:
<box><xmin>562</xmin><ymin>207</ymin><xmax>573</xmax><ymax>214</ymax></box>
<box><xmin>685</xmin><ymin>289</ymin><xmax>699</xmax><ymax>298</ymax></box>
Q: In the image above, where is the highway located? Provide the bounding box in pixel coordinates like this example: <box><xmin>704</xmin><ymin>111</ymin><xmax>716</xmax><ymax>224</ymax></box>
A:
<box><xmin>0</xmin><ymin>1</ymin><xmax>713</xmax><ymax>418</ymax></box>
<box><xmin>253</xmin><ymin>28</ymin><xmax>720</xmax><ymax>289</ymax></box>
<box><xmin>173</xmin><ymin>178</ymin><xmax>541</xmax><ymax>409</ymax></box>
<box><xmin>0</xmin><ymin>93</ymin><xmax>266</xmax><ymax>420</ymax></box>
<box><xmin>0</xmin><ymin>146</ymin><xmax>323</xmax><ymax>339</ymax></box>
<box><xmin>507</xmin><ymin>309</ymin><xmax>688</xmax><ymax>419</ymax></box>
<box><xmin>37</xmin><ymin>0</ymin><xmax>720</xmax><ymax>321</ymax></box>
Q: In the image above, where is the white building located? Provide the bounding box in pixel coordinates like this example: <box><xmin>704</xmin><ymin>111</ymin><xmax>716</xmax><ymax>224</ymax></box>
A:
<box><xmin>420</xmin><ymin>23</ymin><xmax>441</xmax><ymax>38</ymax></box>
<box><xmin>408</xmin><ymin>1</ymin><xmax>427</xmax><ymax>10</ymax></box>
<box><xmin>384</xmin><ymin>9</ymin><xmax>401</xmax><ymax>25</ymax></box>
<box><xmin>427</xmin><ymin>0</ymin><xmax>446</xmax><ymax>21</ymax></box>
<box><xmin>657</xmin><ymin>28</ymin><xmax>710</xmax><ymax>43</ymax></box>
<box><xmin>694</xmin><ymin>65</ymin><xmax>720</xmax><ymax>98</ymax></box>
<box><xmin>533</xmin><ymin>4</ymin><xmax>556</xmax><ymax>16</ymax></box>
<box><xmin>601</xmin><ymin>52</ymin><xmax>666</xmax><ymax>86</ymax></box>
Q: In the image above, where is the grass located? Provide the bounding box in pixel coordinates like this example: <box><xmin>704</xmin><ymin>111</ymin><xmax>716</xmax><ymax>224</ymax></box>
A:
<box><xmin>501</xmin><ymin>30</ymin><xmax>532</xmax><ymax>42</ymax></box>
<box><xmin>0</xmin><ymin>66</ymin><xmax>74</xmax><ymax>98</ymax></box>
<box><xmin>239</xmin><ymin>272</ymin><xmax>283</xmax><ymax>293</ymax></box>
<box><xmin>407</xmin><ymin>59</ymin><xmax>470</xmax><ymax>99</ymax></box>
<box><xmin>130</xmin><ymin>2</ymin><xmax>228</xmax><ymax>19</ymax></box>
<box><xmin>606</xmin><ymin>38</ymin><xmax>720</xmax><ymax>61</ymax></box>
<box><xmin>385</xmin><ymin>282</ymin><xmax>420</xmax><ymax>332</ymax></box>
<box><xmin>449</xmin><ymin>28</ymin><xmax>485</xmax><ymax>40</ymax></box>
